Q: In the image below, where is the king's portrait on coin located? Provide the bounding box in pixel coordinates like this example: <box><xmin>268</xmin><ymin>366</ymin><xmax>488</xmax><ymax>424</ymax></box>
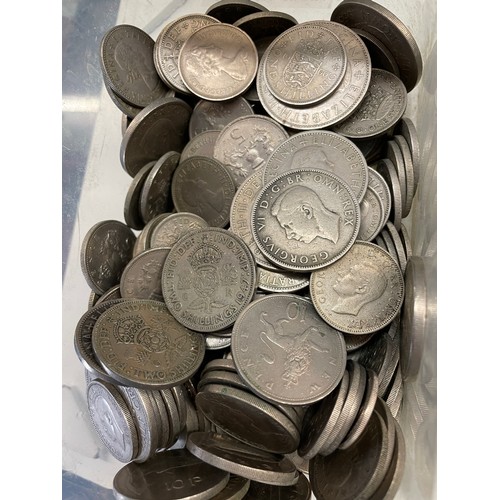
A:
<box><xmin>271</xmin><ymin>185</ymin><xmax>341</xmax><ymax>244</ymax></box>
<box><xmin>332</xmin><ymin>262</ymin><xmax>387</xmax><ymax>315</ymax></box>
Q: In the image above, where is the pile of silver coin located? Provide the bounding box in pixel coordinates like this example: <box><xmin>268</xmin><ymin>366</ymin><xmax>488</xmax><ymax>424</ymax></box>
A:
<box><xmin>74</xmin><ymin>0</ymin><xmax>426</xmax><ymax>498</ymax></box>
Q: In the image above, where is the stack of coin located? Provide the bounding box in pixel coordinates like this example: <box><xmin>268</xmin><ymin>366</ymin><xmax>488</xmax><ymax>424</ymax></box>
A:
<box><xmin>73</xmin><ymin>0</ymin><xmax>430</xmax><ymax>497</ymax></box>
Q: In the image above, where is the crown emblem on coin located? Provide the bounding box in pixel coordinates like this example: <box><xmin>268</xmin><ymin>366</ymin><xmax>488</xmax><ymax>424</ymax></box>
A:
<box><xmin>188</xmin><ymin>235</ymin><xmax>222</xmax><ymax>269</ymax></box>
<box><xmin>113</xmin><ymin>316</ymin><xmax>145</xmax><ymax>343</ymax></box>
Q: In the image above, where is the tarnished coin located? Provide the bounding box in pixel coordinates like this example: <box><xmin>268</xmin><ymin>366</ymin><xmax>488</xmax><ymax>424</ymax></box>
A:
<box><xmin>333</xmin><ymin>69</ymin><xmax>407</xmax><ymax>139</ymax></box>
<box><xmin>162</xmin><ymin>228</ymin><xmax>257</xmax><ymax>332</ymax></box>
<box><xmin>139</xmin><ymin>151</ymin><xmax>180</xmax><ymax>224</ymax></box>
<box><xmin>150</xmin><ymin>212</ymin><xmax>209</xmax><ymax>250</ymax></box>
<box><xmin>263</xmin><ymin>130</ymin><xmax>368</xmax><ymax>202</ymax></box>
<box><xmin>154</xmin><ymin>14</ymin><xmax>220</xmax><ymax>94</ymax></box>
<box><xmin>186</xmin><ymin>432</ymin><xmax>299</xmax><ymax>486</ymax></box>
<box><xmin>252</xmin><ymin>169</ymin><xmax>360</xmax><ymax>272</ymax></box>
<box><xmin>353</xmin><ymin>135</ymin><xmax>387</xmax><ymax>164</ymax></box>
<box><xmin>368</xmin><ymin>166</ymin><xmax>392</xmax><ymax>229</ymax></box>
<box><xmin>100</xmin><ymin>24</ymin><xmax>169</xmax><ymax>108</ymax></box>
<box><xmin>178</xmin><ymin>23</ymin><xmax>258</xmax><ymax>101</ymax></box>
<box><xmin>87</xmin><ymin>379</ymin><xmax>139</xmax><ymax>463</ymax></box>
<box><xmin>92</xmin><ymin>299</ymin><xmax>206</xmax><ymax>389</ymax></box>
<box><xmin>245</xmin><ymin>471</ymin><xmax>311</xmax><ymax>499</ymax></box>
<box><xmin>331</xmin><ymin>0</ymin><xmax>423</xmax><ymax>92</ymax></box>
<box><xmin>94</xmin><ymin>284</ymin><xmax>122</xmax><ymax>306</ymax></box>
<box><xmin>214</xmin><ymin>114</ymin><xmax>289</xmax><ymax>187</ymax></box>
<box><xmin>123</xmin><ymin>162</ymin><xmax>155</xmax><ymax>230</ymax></box>
<box><xmin>206</xmin><ymin>0</ymin><xmax>268</xmax><ymax>24</ymax></box>
<box><xmin>103</xmin><ymin>76</ymin><xmax>144</xmax><ymax>119</ymax></box>
<box><xmin>211</xmin><ymin>475</ymin><xmax>250</xmax><ymax>500</ymax></box>
<box><xmin>113</xmin><ymin>448</ymin><xmax>230</xmax><ymax>499</ymax></box>
<box><xmin>80</xmin><ymin>220</ymin><xmax>136</xmax><ymax>295</ymax></box>
<box><xmin>120</xmin><ymin>97</ymin><xmax>191</xmax><ymax>177</ymax></box>
<box><xmin>310</xmin><ymin>242</ymin><xmax>404</xmax><ymax>334</ymax></box>
<box><xmin>357</xmin><ymin>185</ymin><xmax>385</xmax><ymax>242</ymax></box>
<box><xmin>233</xmin><ymin>11</ymin><xmax>298</xmax><ymax>40</ymax></box>
<box><xmin>180</xmin><ymin>130</ymin><xmax>220</xmax><ymax>164</ymax></box>
<box><xmin>189</xmin><ymin>97</ymin><xmax>254</xmax><ymax>139</ymax></box>
<box><xmin>171</xmin><ymin>156</ymin><xmax>236</xmax><ymax>228</ymax></box>
<box><xmin>375</xmin><ymin>157</ymin><xmax>403</xmax><ymax>230</ymax></box>
<box><xmin>257</xmin><ymin>267</ymin><xmax>309</xmax><ymax>293</ymax></box>
<box><xmin>119</xmin><ymin>247</ymin><xmax>169</xmax><ymax>301</ymax></box>
<box><xmin>257</xmin><ymin>21</ymin><xmax>371</xmax><ymax>130</ymax></box>
<box><xmin>232</xmin><ymin>294</ymin><xmax>347</xmax><ymax>406</ymax></box>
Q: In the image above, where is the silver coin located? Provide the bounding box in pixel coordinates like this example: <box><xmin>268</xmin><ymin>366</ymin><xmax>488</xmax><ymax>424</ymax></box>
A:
<box><xmin>162</xmin><ymin>228</ymin><xmax>257</xmax><ymax>332</ymax></box>
<box><xmin>186</xmin><ymin>431</ymin><xmax>299</xmax><ymax>486</ymax></box>
<box><xmin>119</xmin><ymin>247</ymin><xmax>169</xmax><ymax>301</ymax></box>
<box><xmin>139</xmin><ymin>151</ymin><xmax>180</xmax><ymax>224</ymax></box>
<box><xmin>333</xmin><ymin>69</ymin><xmax>407</xmax><ymax>139</ymax></box>
<box><xmin>232</xmin><ymin>294</ymin><xmax>347</xmax><ymax>406</ymax></box>
<box><xmin>374</xmin><ymin>157</ymin><xmax>403</xmax><ymax>230</ymax></box>
<box><xmin>120</xmin><ymin>97</ymin><xmax>191</xmax><ymax>177</ymax></box>
<box><xmin>92</xmin><ymin>299</ymin><xmax>206</xmax><ymax>389</ymax></box>
<box><xmin>263</xmin><ymin>23</ymin><xmax>347</xmax><ymax>106</ymax></box>
<box><xmin>310</xmin><ymin>242</ymin><xmax>405</xmax><ymax>335</ymax></box>
<box><xmin>245</xmin><ymin>471</ymin><xmax>311</xmax><ymax>499</ymax></box>
<box><xmin>205</xmin><ymin>335</ymin><xmax>232</xmax><ymax>350</ymax></box>
<box><xmin>198</xmin><ymin>369</ymin><xmax>249</xmax><ymax>393</ymax></box>
<box><xmin>150</xmin><ymin>212</ymin><xmax>209</xmax><ymax>250</ymax></box>
<box><xmin>343</xmin><ymin>331</ymin><xmax>376</xmax><ymax>352</ymax></box>
<box><xmin>213</xmin><ymin>114</ymin><xmax>289</xmax><ymax>187</ymax></box>
<box><xmin>159</xmin><ymin>388</ymin><xmax>182</xmax><ymax>449</ymax></box>
<box><xmin>262</xmin><ymin>130</ymin><xmax>368</xmax><ymax>203</ymax></box>
<box><xmin>210</xmin><ymin>475</ymin><xmax>250</xmax><ymax>500</ymax></box>
<box><xmin>252</xmin><ymin>169</ymin><xmax>360</xmax><ymax>272</ymax></box>
<box><xmin>201</xmin><ymin>358</ymin><xmax>238</xmax><ymax>378</ymax></box>
<box><xmin>123</xmin><ymin>162</ymin><xmax>155</xmax><ymax>230</ymax></box>
<box><xmin>88</xmin><ymin>290</ymin><xmax>100</xmax><ymax>310</ymax></box>
<box><xmin>357</xmin><ymin>186</ymin><xmax>385</xmax><ymax>242</ymax></box>
<box><xmin>154</xmin><ymin>14</ymin><xmax>221</xmax><ymax>94</ymax></box>
<box><xmin>206</xmin><ymin>0</ymin><xmax>269</xmax><ymax>24</ymax></box>
<box><xmin>257</xmin><ymin>21</ymin><xmax>371</xmax><ymax>130</ymax></box>
<box><xmin>80</xmin><ymin>220</ymin><xmax>136</xmax><ymax>295</ymax></box>
<box><xmin>170</xmin><ymin>384</ymin><xmax>188</xmax><ymax>433</ymax></box>
<box><xmin>94</xmin><ymin>284</ymin><xmax>122</xmax><ymax>306</ymax></box>
<box><xmin>133</xmin><ymin>213</ymin><xmax>172</xmax><ymax>257</ymax></box>
<box><xmin>257</xmin><ymin>267</ymin><xmax>309</xmax><ymax>293</ymax></box>
<box><xmin>398</xmin><ymin>221</ymin><xmax>413</xmax><ymax>260</ymax></box>
<box><xmin>382</xmin><ymin>221</ymin><xmax>407</xmax><ymax>273</ymax></box>
<box><xmin>393</xmin><ymin>134</ymin><xmax>416</xmax><ymax>217</ymax></box>
<box><xmin>179</xmin><ymin>23</ymin><xmax>258</xmax><ymax>101</ymax></box>
<box><xmin>103</xmin><ymin>76</ymin><xmax>143</xmax><ymax>119</ymax></box>
<box><xmin>100</xmin><ymin>24</ymin><xmax>169</xmax><ymax>108</ymax></box>
<box><xmin>396</xmin><ymin>116</ymin><xmax>421</xmax><ymax>189</ymax></box>
<box><xmin>379</xmin><ymin>225</ymin><xmax>401</xmax><ymax>269</ymax></box>
<box><xmin>384</xmin><ymin>365</ymin><xmax>403</xmax><ymax>411</ymax></box>
<box><xmin>368</xmin><ymin>166</ymin><xmax>391</xmax><ymax>229</ymax></box>
<box><xmin>87</xmin><ymin>379</ymin><xmax>139</xmax><ymax>462</ymax></box>
<box><xmin>180</xmin><ymin>130</ymin><xmax>220</xmax><ymax>164</ymax></box>
<box><xmin>189</xmin><ymin>97</ymin><xmax>254</xmax><ymax>139</ymax></box>
<box><xmin>171</xmin><ymin>156</ymin><xmax>236</xmax><ymax>228</ymax></box>
<box><xmin>148</xmin><ymin>389</ymin><xmax>170</xmax><ymax>451</ymax></box>
<box><xmin>353</xmin><ymin>135</ymin><xmax>387</xmax><ymax>164</ymax></box>
<box><xmin>386</xmin><ymin>139</ymin><xmax>408</xmax><ymax>218</ymax></box>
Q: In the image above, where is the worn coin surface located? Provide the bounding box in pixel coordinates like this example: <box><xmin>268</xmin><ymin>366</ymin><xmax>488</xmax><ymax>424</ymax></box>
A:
<box><xmin>263</xmin><ymin>23</ymin><xmax>347</xmax><ymax>106</ymax></box>
<box><xmin>357</xmin><ymin>185</ymin><xmax>385</xmax><ymax>242</ymax></box>
<box><xmin>80</xmin><ymin>220</ymin><xmax>136</xmax><ymax>295</ymax></box>
<box><xmin>92</xmin><ymin>299</ymin><xmax>206</xmax><ymax>389</ymax></box>
<box><xmin>162</xmin><ymin>228</ymin><xmax>257</xmax><ymax>332</ymax></box>
<box><xmin>368</xmin><ymin>166</ymin><xmax>392</xmax><ymax>229</ymax></box>
<box><xmin>232</xmin><ymin>294</ymin><xmax>347</xmax><ymax>406</ymax></box>
<box><xmin>252</xmin><ymin>169</ymin><xmax>360</xmax><ymax>272</ymax></box>
<box><xmin>150</xmin><ymin>212</ymin><xmax>209</xmax><ymax>250</ymax></box>
<box><xmin>123</xmin><ymin>162</ymin><xmax>155</xmax><ymax>230</ymax></box>
<box><xmin>171</xmin><ymin>156</ymin><xmax>236</xmax><ymax>228</ymax></box>
<box><xmin>179</xmin><ymin>23</ymin><xmax>258</xmax><ymax>101</ymax></box>
<box><xmin>310</xmin><ymin>242</ymin><xmax>404</xmax><ymax>334</ymax></box>
<box><xmin>180</xmin><ymin>130</ymin><xmax>220</xmax><ymax>164</ymax></box>
<box><xmin>103</xmin><ymin>76</ymin><xmax>144</xmax><ymax>119</ymax></box>
<box><xmin>257</xmin><ymin>267</ymin><xmax>309</xmax><ymax>293</ymax></box>
<box><xmin>94</xmin><ymin>284</ymin><xmax>122</xmax><ymax>306</ymax></box>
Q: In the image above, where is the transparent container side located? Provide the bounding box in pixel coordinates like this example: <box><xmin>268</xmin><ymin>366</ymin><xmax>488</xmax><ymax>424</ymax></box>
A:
<box><xmin>62</xmin><ymin>1</ymin><xmax>437</xmax><ymax>498</ymax></box>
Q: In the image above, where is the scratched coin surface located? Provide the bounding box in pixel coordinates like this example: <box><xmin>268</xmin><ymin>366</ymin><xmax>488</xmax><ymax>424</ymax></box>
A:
<box><xmin>310</xmin><ymin>242</ymin><xmax>404</xmax><ymax>334</ymax></box>
<box><xmin>162</xmin><ymin>228</ymin><xmax>257</xmax><ymax>332</ymax></box>
<box><xmin>178</xmin><ymin>23</ymin><xmax>258</xmax><ymax>101</ymax></box>
<box><xmin>92</xmin><ymin>299</ymin><xmax>206</xmax><ymax>389</ymax></box>
<box><xmin>232</xmin><ymin>294</ymin><xmax>347</xmax><ymax>406</ymax></box>
<box><xmin>252</xmin><ymin>169</ymin><xmax>360</xmax><ymax>272</ymax></box>
<box><xmin>263</xmin><ymin>23</ymin><xmax>347</xmax><ymax>106</ymax></box>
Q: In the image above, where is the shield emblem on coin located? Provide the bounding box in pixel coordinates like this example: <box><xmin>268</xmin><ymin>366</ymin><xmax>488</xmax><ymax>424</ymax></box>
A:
<box><xmin>283</xmin><ymin>39</ymin><xmax>324</xmax><ymax>89</ymax></box>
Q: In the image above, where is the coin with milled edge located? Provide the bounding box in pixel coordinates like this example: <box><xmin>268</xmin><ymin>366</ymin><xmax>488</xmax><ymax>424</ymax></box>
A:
<box><xmin>396</xmin><ymin>116</ymin><xmax>420</xmax><ymax>188</ymax></box>
<box><xmin>368</xmin><ymin>166</ymin><xmax>392</xmax><ymax>229</ymax></box>
<box><xmin>162</xmin><ymin>228</ymin><xmax>257</xmax><ymax>332</ymax></box>
<box><xmin>257</xmin><ymin>267</ymin><xmax>309</xmax><ymax>293</ymax></box>
<box><xmin>343</xmin><ymin>331</ymin><xmax>376</xmax><ymax>352</ymax></box>
<box><xmin>382</xmin><ymin>221</ymin><xmax>407</xmax><ymax>273</ymax></box>
<box><xmin>211</xmin><ymin>475</ymin><xmax>250</xmax><ymax>500</ymax></box>
<box><xmin>123</xmin><ymin>162</ymin><xmax>155</xmax><ymax>230</ymax></box>
<box><xmin>150</xmin><ymin>212</ymin><xmax>209</xmax><ymax>250</ymax></box>
<box><xmin>133</xmin><ymin>213</ymin><xmax>171</xmax><ymax>257</ymax></box>
<box><xmin>232</xmin><ymin>294</ymin><xmax>347</xmax><ymax>406</ymax></box>
<box><xmin>386</xmin><ymin>139</ymin><xmax>407</xmax><ymax>217</ymax></box>
<box><xmin>103</xmin><ymin>76</ymin><xmax>144</xmax><ymax>119</ymax></box>
<box><xmin>245</xmin><ymin>471</ymin><xmax>311</xmax><ymax>499</ymax></box>
<box><xmin>180</xmin><ymin>130</ymin><xmax>220</xmax><ymax>164</ymax></box>
<box><xmin>94</xmin><ymin>284</ymin><xmax>122</xmax><ymax>306</ymax></box>
<box><xmin>375</xmin><ymin>157</ymin><xmax>403</xmax><ymax>230</ymax></box>
<box><xmin>252</xmin><ymin>169</ymin><xmax>360</xmax><ymax>272</ymax></box>
<box><xmin>357</xmin><ymin>185</ymin><xmax>384</xmax><ymax>242</ymax></box>
<box><xmin>310</xmin><ymin>242</ymin><xmax>404</xmax><ymax>334</ymax></box>
<box><xmin>393</xmin><ymin>134</ymin><xmax>415</xmax><ymax>216</ymax></box>
<box><xmin>92</xmin><ymin>299</ymin><xmax>206</xmax><ymax>389</ymax></box>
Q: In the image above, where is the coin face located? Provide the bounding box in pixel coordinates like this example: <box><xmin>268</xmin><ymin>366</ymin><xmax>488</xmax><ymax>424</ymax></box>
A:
<box><xmin>162</xmin><ymin>228</ymin><xmax>257</xmax><ymax>332</ymax></box>
<box><xmin>357</xmin><ymin>186</ymin><xmax>385</xmax><ymax>242</ymax></box>
<box><xmin>252</xmin><ymin>169</ymin><xmax>360</xmax><ymax>272</ymax></box>
<box><xmin>150</xmin><ymin>212</ymin><xmax>209</xmax><ymax>250</ymax></box>
<box><xmin>310</xmin><ymin>242</ymin><xmax>404</xmax><ymax>334</ymax></box>
<box><xmin>232</xmin><ymin>294</ymin><xmax>347</xmax><ymax>406</ymax></box>
<box><xmin>257</xmin><ymin>267</ymin><xmax>309</xmax><ymax>293</ymax></box>
<box><xmin>179</xmin><ymin>23</ymin><xmax>258</xmax><ymax>101</ymax></box>
<box><xmin>180</xmin><ymin>130</ymin><xmax>220</xmax><ymax>164</ymax></box>
<box><xmin>92</xmin><ymin>299</ymin><xmax>206</xmax><ymax>389</ymax></box>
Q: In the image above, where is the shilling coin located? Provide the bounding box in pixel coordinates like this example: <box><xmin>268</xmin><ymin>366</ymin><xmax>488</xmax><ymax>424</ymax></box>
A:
<box><xmin>100</xmin><ymin>24</ymin><xmax>170</xmax><ymax>108</ymax></box>
<box><xmin>245</xmin><ymin>472</ymin><xmax>311</xmax><ymax>499</ymax></box>
<box><xmin>198</xmin><ymin>369</ymin><xmax>248</xmax><ymax>392</ymax></box>
<box><xmin>103</xmin><ymin>76</ymin><xmax>143</xmax><ymax>119</ymax></box>
<box><xmin>310</xmin><ymin>242</ymin><xmax>404</xmax><ymax>334</ymax></box>
<box><xmin>379</xmin><ymin>226</ymin><xmax>400</xmax><ymax>269</ymax></box>
<box><xmin>257</xmin><ymin>267</ymin><xmax>309</xmax><ymax>293</ymax></box>
<box><xmin>330</xmin><ymin>0</ymin><xmax>423</xmax><ymax>92</ymax></box>
<box><xmin>133</xmin><ymin>213</ymin><xmax>172</xmax><ymax>257</ymax></box>
<box><xmin>257</xmin><ymin>21</ymin><xmax>371</xmax><ymax>130</ymax></box>
<box><xmin>148</xmin><ymin>389</ymin><xmax>171</xmax><ymax>451</ymax></box>
<box><xmin>396</xmin><ymin>116</ymin><xmax>421</xmax><ymax>188</ymax></box>
<box><xmin>357</xmin><ymin>185</ymin><xmax>385</xmax><ymax>242</ymax></box>
<box><xmin>92</xmin><ymin>299</ymin><xmax>206</xmax><ymax>389</ymax></box>
<box><xmin>343</xmin><ymin>331</ymin><xmax>376</xmax><ymax>352</ymax></box>
<box><xmin>88</xmin><ymin>291</ymin><xmax>100</xmax><ymax>310</ymax></box>
<box><xmin>232</xmin><ymin>294</ymin><xmax>347</xmax><ymax>406</ymax></box>
<box><xmin>393</xmin><ymin>134</ymin><xmax>416</xmax><ymax>216</ymax></box>
<box><xmin>120</xmin><ymin>97</ymin><xmax>191</xmax><ymax>177</ymax></box>
<box><xmin>150</xmin><ymin>212</ymin><xmax>209</xmax><ymax>250</ymax></box>
<box><xmin>138</xmin><ymin>151</ymin><xmax>180</xmax><ymax>224</ymax></box>
<box><xmin>80</xmin><ymin>220</ymin><xmax>136</xmax><ymax>295</ymax></box>
<box><xmin>263</xmin><ymin>24</ymin><xmax>347</xmax><ymax>106</ymax></box>
<box><xmin>113</xmin><ymin>448</ymin><xmax>230</xmax><ymax>499</ymax></box>
<box><xmin>171</xmin><ymin>156</ymin><xmax>236</xmax><ymax>228</ymax></box>
<box><xmin>123</xmin><ymin>162</ymin><xmax>155</xmax><ymax>230</ymax></box>
<box><xmin>333</xmin><ymin>69</ymin><xmax>407</xmax><ymax>139</ymax></box>
<box><xmin>154</xmin><ymin>14</ymin><xmax>220</xmax><ymax>94</ymax></box>
<box><xmin>206</xmin><ymin>0</ymin><xmax>268</xmax><ymax>24</ymax></box>
<box><xmin>186</xmin><ymin>431</ymin><xmax>299</xmax><ymax>486</ymax></box>
<box><xmin>262</xmin><ymin>130</ymin><xmax>368</xmax><ymax>203</ymax></box>
<box><xmin>382</xmin><ymin>221</ymin><xmax>408</xmax><ymax>273</ymax></box>
<box><xmin>386</xmin><ymin>139</ymin><xmax>408</xmax><ymax>218</ymax></box>
<box><xmin>189</xmin><ymin>97</ymin><xmax>254</xmax><ymax>139</ymax></box>
<box><xmin>87</xmin><ymin>379</ymin><xmax>139</xmax><ymax>463</ymax></box>
<box><xmin>179</xmin><ymin>130</ymin><xmax>220</xmax><ymax>164</ymax></box>
<box><xmin>214</xmin><ymin>114</ymin><xmax>289</xmax><ymax>187</ymax></box>
<box><xmin>119</xmin><ymin>247</ymin><xmax>169</xmax><ymax>301</ymax></box>
<box><xmin>162</xmin><ymin>228</ymin><xmax>257</xmax><ymax>332</ymax></box>
<box><xmin>398</xmin><ymin>221</ymin><xmax>413</xmax><ymax>260</ymax></box>
<box><xmin>368</xmin><ymin>166</ymin><xmax>392</xmax><ymax>229</ymax></box>
<box><xmin>353</xmin><ymin>136</ymin><xmax>387</xmax><ymax>164</ymax></box>
<box><xmin>211</xmin><ymin>475</ymin><xmax>250</xmax><ymax>500</ymax></box>
<box><xmin>233</xmin><ymin>11</ymin><xmax>298</xmax><ymax>40</ymax></box>
<box><xmin>94</xmin><ymin>284</ymin><xmax>122</xmax><ymax>306</ymax></box>
<box><xmin>374</xmin><ymin>157</ymin><xmax>403</xmax><ymax>230</ymax></box>
<box><xmin>159</xmin><ymin>388</ymin><xmax>182</xmax><ymax>449</ymax></box>
<box><xmin>205</xmin><ymin>335</ymin><xmax>232</xmax><ymax>350</ymax></box>
<box><xmin>178</xmin><ymin>23</ymin><xmax>258</xmax><ymax>101</ymax></box>
<box><xmin>252</xmin><ymin>169</ymin><xmax>360</xmax><ymax>272</ymax></box>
